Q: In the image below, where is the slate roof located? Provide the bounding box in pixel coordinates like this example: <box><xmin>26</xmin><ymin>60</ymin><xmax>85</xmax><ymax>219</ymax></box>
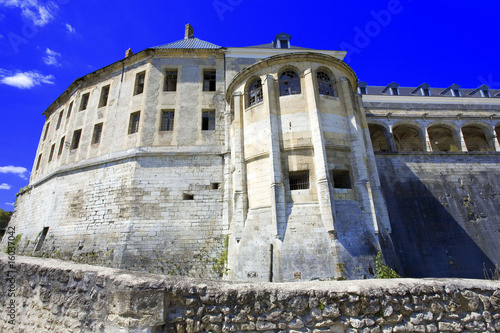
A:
<box><xmin>152</xmin><ymin>37</ymin><xmax>221</xmax><ymax>49</ymax></box>
<box><xmin>361</xmin><ymin>85</ymin><xmax>500</xmax><ymax>98</ymax></box>
<box><xmin>243</xmin><ymin>43</ymin><xmax>312</xmax><ymax>50</ymax></box>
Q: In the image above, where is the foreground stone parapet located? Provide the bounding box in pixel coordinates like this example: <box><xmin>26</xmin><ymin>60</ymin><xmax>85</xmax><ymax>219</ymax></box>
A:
<box><xmin>1</xmin><ymin>254</ymin><xmax>499</xmax><ymax>332</ymax></box>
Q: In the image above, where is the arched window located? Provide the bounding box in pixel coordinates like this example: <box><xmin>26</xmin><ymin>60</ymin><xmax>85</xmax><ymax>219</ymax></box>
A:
<box><xmin>317</xmin><ymin>71</ymin><xmax>335</xmax><ymax>96</ymax></box>
<box><xmin>248</xmin><ymin>78</ymin><xmax>263</xmax><ymax>107</ymax></box>
<box><xmin>279</xmin><ymin>70</ymin><xmax>301</xmax><ymax>96</ymax></box>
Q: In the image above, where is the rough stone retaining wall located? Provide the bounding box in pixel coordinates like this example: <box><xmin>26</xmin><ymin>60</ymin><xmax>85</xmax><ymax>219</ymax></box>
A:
<box><xmin>1</xmin><ymin>254</ymin><xmax>499</xmax><ymax>332</ymax></box>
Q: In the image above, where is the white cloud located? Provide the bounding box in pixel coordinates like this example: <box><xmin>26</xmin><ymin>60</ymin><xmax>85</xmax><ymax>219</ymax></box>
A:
<box><xmin>0</xmin><ymin>183</ymin><xmax>11</xmax><ymax>190</ymax></box>
<box><xmin>0</xmin><ymin>0</ymin><xmax>58</xmax><ymax>26</ymax></box>
<box><xmin>0</xmin><ymin>33</ymin><xmax>4</xmax><ymax>39</ymax></box>
<box><xmin>43</xmin><ymin>47</ymin><xmax>61</xmax><ymax>66</ymax></box>
<box><xmin>0</xmin><ymin>69</ymin><xmax>54</xmax><ymax>89</ymax></box>
<box><xmin>0</xmin><ymin>165</ymin><xmax>28</xmax><ymax>179</ymax></box>
<box><xmin>65</xmin><ymin>23</ymin><xmax>75</xmax><ymax>34</ymax></box>
<box><xmin>5</xmin><ymin>202</ymin><xmax>15</xmax><ymax>206</ymax></box>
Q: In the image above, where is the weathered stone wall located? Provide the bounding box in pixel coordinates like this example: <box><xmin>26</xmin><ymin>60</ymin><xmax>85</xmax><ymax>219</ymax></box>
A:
<box><xmin>1</xmin><ymin>255</ymin><xmax>499</xmax><ymax>333</ymax></box>
<box><xmin>376</xmin><ymin>153</ymin><xmax>500</xmax><ymax>278</ymax></box>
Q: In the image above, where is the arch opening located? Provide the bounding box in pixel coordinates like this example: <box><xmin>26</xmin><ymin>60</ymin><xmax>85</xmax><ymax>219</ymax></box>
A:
<box><xmin>428</xmin><ymin>125</ymin><xmax>457</xmax><ymax>152</ymax></box>
<box><xmin>462</xmin><ymin>125</ymin><xmax>491</xmax><ymax>152</ymax></box>
<box><xmin>393</xmin><ymin>125</ymin><xmax>423</xmax><ymax>152</ymax></box>
<box><xmin>368</xmin><ymin>124</ymin><xmax>390</xmax><ymax>152</ymax></box>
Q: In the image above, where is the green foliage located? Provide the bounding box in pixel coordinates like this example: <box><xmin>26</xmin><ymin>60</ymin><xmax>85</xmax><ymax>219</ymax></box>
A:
<box><xmin>212</xmin><ymin>234</ymin><xmax>229</xmax><ymax>277</ymax></box>
<box><xmin>318</xmin><ymin>301</ymin><xmax>325</xmax><ymax>311</ymax></box>
<box><xmin>5</xmin><ymin>233</ymin><xmax>22</xmax><ymax>254</ymax></box>
<box><xmin>375</xmin><ymin>252</ymin><xmax>400</xmax><ymax>279</ymax></box>
<box><xmin>0</xmin><ymin>209</ymin><xmax>13</xmax><ymax>229</ymax></box>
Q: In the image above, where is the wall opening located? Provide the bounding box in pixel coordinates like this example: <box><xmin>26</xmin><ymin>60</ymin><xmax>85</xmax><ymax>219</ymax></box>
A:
<box><xmin>393</xmin><ymin>125</ymin><xmax>423</xmax><ymax>152</ymax></box>
<box><xmin>183</xmin><ymin>193</ymin><xmax>194</xmax><ymax>200</ymax></box>
<box><xmin>331</xmin><ymin>170</ymin><xmax>352</xmax><ymax>189</ymax></box>
<box><xmin>427</xmin><ymin>125</ymin><xmax>457</xmax><ymax>152</ymax></box>
<box><xmin>368</xmin><ymin>124</ymin><xmax>390</xmax><ymax>152</ymax></box>
<box><xmin>34</xmin><ymin>227</ymin><xmax>49</xmax><ymax>252</ymax></box>
<box><xmin>462</xmin><ymin>125</ymin><xmax>491</xmax><ymax>151</ymax></box>
<box><xmin>210</xmin><ymin>183</ymin><xmax>220</xmax><ymax>190</ymax></box>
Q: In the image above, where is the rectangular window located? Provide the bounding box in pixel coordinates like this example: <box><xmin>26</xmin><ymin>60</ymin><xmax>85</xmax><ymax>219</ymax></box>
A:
<box><xmin>391</xmin><ymin>87</ymin><xmax>399</xmax><ymax>96</ymax></box>
<box><xmin>48</xmin><ymin>144</ymin><xmax>55</xmax><ymax>162</ymax></box>
<box><xmin>160</xmin><ymin>110</ymin><xmax>175</xmax><ymax>131</ymax></box>
<box><xmin>129</xmin><ymin>112</ymin><xmax>140</xmax><ymax>134</ymax></box>
<box><xmin>422</xmin><ymin>88</ymin><xmax>430</xmax><ymax>96</ymax></box>
<box><xmin>98</xmin><ymin>85</ymin><xmax>110</xmax><ymax>107</ymax></box>
<box><xmin>359</xmin><ymin>86</ymin><xmax>367</xmax><ymax>95</ymax></box>
<box><xmin>202</xmin><ymin>110</ymin><xmax>215</xmax><ymax>131</ymax></box>
<box><xmin>71</xmin><ymin>129</ymin><xmax>82</xmax><ymax>149</ymax></box>
<box><xmin>203</xmin><ymin>69</ymin><xmax>216</xmax><ymax>91</ymax></box>
<box><xmin>481</xmin><ymin>90</ymin><xmax>490</xmax><ymax>98</ymax></box>
<box><xmin>331</xmin><ymin>170</ymin><xmax>351</xmax><ymax>189</ymax></box>
<box><xmin>55</xmin><ymin>110</ymin><xmax>64</xmax><ymax>130</ymax></box>
<box><xmin>43</xmin><ymin>122</ymin><xmax>50</xmax><ymax>141</ymax></box>
<box><xmin>92</xmin><ymin>123</ymin><xmax>103</xmax><ymax>144</ymax></box>
<box><xmin>58</xmin><ymin>136</ymin><xmax>65</xmax><ymax>156</ymax></box>
<box><xmin>134</xmin><ymin>72</ymin><xmax>145</xmax><ymax>95</ymax></box>
<box><xmin>66</xmin><ymin>101</ymin><xmax>73</xmax><ymax>119</ymax></box>
<box><xmin>164</xmin><ymin>70</ymin><xmax>178</xmax><ymax>91</ymax></box>
<box><xmin>79</xmin><ymin>92</ymin><xmax>90</xmax><ymax>111</ymax></box>
<box><xmin>280</xmin><ymin>39</ymin><xmax>289</xmax><ymax>49</ymax></box>
<box><xmin>452</xmin><ymin>89</ymin><xmax>461</xmax><ymax>97</ymax></box>
<box><xmin>289</xmin><ymin>171</ymin><xmax>309</xmax><ymax>190</ymax></box>
<box><xmin>36</xmin><ymin>154</ymin><xmax>42</xmax><ymax>171</ymax></box>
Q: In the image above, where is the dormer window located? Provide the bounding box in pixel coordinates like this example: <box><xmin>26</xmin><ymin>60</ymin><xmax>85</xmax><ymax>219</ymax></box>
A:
<box><xmin>383</xmin><ymin>82</ymin><xmax>399</xmax><ymax>96</ymax></box>
<box><xmin>358</xmin><ymin>81</ymin><xmax>368</xmax><ymax>95</ymax></box>
<box><xmin>469</xmin><ymin>85</ymin><xmax>490</xmax><ymax>98</ymax></box>
<box><xmin>422</xmin><ymin>88</ymin><xmax>430</xmax><ymax>96</ymax></box>
<box><xmin>452</xmin><ymin>89</ymin><xmax>461</xmax><ymax>97</ymax></box>
<box><xmin>274</xmin><ymin>33</ymin><xmax>291</xmax><ymax>49</ymax></box>
<box><xmin>481</xmin><ymin>89</ymin><xmax>490</xmax><ymax>98</ymax></box>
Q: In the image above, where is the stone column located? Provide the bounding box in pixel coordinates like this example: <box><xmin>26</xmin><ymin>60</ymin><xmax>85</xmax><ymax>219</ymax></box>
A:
<box><xmin>424</xmin><ymin>126</ymin><xmax>432</xmax><ymax>152</ymax></box>
<box><xmin>303</xmin><ymin>69</ymin><xmax>336</xmax><ymax>232</ymax></box>
<box><xmin>457</xmin><ymin>127</ymin><xmax>468</xmax><ymax>152</ymax></box>
<box><xmin>489</xmin><ymin>126</ymin><xmax>500</xmax><ymax>151</ymax></box>
<box><xmin>231</xmin><ymin>93</ymin><xmax>248</xmax><ymax>241</ymax></box>
<box><xmin>263</xmin><ymin>75</ymin><xmax>286</xmax><ymax>239</ymax></box>
<box><xmin>337</xmin><ymin>77</ymin><xmax>380</xmax><ymax>235</ymax></box>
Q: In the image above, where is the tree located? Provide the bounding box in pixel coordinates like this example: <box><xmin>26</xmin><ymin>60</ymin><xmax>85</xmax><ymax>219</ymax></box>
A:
<box><xmin>0</xmin><ymin>209</ymin><xmax>13</xmax><ymax>229</ymax></box>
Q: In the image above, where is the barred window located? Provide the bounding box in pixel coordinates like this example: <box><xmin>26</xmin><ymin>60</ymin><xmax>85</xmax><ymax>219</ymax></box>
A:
<box><xmin>160</xmin><ymin>110</ymin><xmax>175</xmax><ymax>131</ymax></box>
<box><xmin>134</xmin><ymin>72</ymin><xmax>145</xmax><ymax>95</ymax></box>
<box><xmin>71</xmin><ymin>129</ymin><xmax>82</xmax><ymax>149</ymax></box>
<box><xmin>55</xmin><ymin>110</ymin><xmax>64</xmax><ymax>130</ymax></box>
<box><xmin>99</xmin><ymin>85</ymin><xmax>110</xmax><ymax>107</ymax></box>
<box><xmin>58</xmin><ymin>136</ymin><xmax>65</xmax><ymax>156</ymax></box>
<box><xmin>289</xmin><ymin>171</ymin><xmax>309</xmax><ymax>190</ymax></box>
<box><xmin>317</xmin><ymin>71</ymin><xmax>335</xmax><ymax>96</ymax></box>
<box><xmin>331</xmin><ymin>170</ymin><xmax>351</xmax><ymax>189</ymax></box>
<box><xmin>79</xmin><ymin>93</ymin><xmax>90</xmax><ymax>111</ymax></box>
<box><xmin>66</xmin><ymin>101</ymin><xmax>73</xmax><ymax>119</ymax></box>
<box><xmin>43</xmin><ymin>122</ymin><xmax>50</xmax><ymax>141</ymax></box>
<box><xmin>48</xmin><ymin>144</ymin><xmax>55</xmax><ymax>162</ymax></box>
<box><xmin>129</xmin><ymin>112</ymin><xmax>140</xmax><ymax>134</ymax></box>
<box><xmin>164</xmin><ymin>70</ymin><xmax>178</xmax><ymax>91</ymax></box>
<box><xmin>248</xmin><ymin>78</ymin><xmax>263</xmax><ymax>107</ymax></box>
<box><xmin>203</xmin><ymin>70</ymin><xmax>216</xmax><ymax>91</ymax></box>
<box><xmin>279</xmin><ymin>70</ymin><xmax>301</xmax><ymax>96</ymax></box>
<box><xmin>202</xmin><ymin>110</ymin><xmax>215</xmax><ymax>131</ymax></box>
<box><xmin>92</xmin><ymin>123</ymin><xmax>103</xmax><ymax>144</ymax></box>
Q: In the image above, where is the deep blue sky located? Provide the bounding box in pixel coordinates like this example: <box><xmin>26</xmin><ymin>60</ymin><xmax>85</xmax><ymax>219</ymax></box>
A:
<box><xmin>0</xmin><ymin>0</ymin><xmax>499</xmax><ymax>211</ymax></box>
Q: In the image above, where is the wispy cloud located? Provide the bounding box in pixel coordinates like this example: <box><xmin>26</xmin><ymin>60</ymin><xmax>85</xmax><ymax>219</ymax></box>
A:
<box><xmin>43</xmin><ymin>47</ymin><xmax>61</xmax><ymax>66</ymax></box>
<box><xmin>0</xmin><ymin>69</ymin><xmax>54</xmax><ymax>89</ymax></box>
<box><xmin>5</xmin><ymin>202</ymin><xmax>15</xmax><ymax>206</ymax></box>
<box><xmin>0</xmin><ymin>165</ymin><xmax>29</xmax><ymax>179</ymax></box>
<box><xmin>0</xmin><ymin>183</ymin><xmax>11</xmax><ymax>190</ymax></box>
<box><xmin>0</xmin><ymin>33</ymin><xmax>4</xmax><ymax>39</ymax></box>
<box><xmin>65</xmin><ymin>23</ymin><xmax>75</xmax><ymax>34</ymax></box>
<box><xmin>0</xmin><ymin>0</ymin><xmax>59</xmax><ymax>27</ymax></box>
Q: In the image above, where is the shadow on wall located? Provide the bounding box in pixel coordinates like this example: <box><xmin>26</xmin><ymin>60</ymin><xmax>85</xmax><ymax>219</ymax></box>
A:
<box><xmin>377</xmin><ymin>156</ymin><xmax>497</xmax><ymax>279</ymax></box>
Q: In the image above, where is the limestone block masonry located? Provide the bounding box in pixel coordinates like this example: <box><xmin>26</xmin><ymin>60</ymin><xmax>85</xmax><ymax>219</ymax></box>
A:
<box><xmin>2</xmin><ymin>26</ymin><xmax>500</xmax><ymax>281</ymax></box>
<box><xmin>1</xmin><ymin>255</ymin><xmax>500</xmax><ymax>332</ymax></box>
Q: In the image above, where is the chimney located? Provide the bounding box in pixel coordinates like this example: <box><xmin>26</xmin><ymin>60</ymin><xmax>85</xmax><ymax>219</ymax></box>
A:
<box><xmin>185</xmin><ymin>23</ymin><xmax>194</xmax><ymax>39</ymax></box>
<box><xmin>125</xmin><ymin>48</ymin><xmax>133</xmax><ymax>58</ymax></box>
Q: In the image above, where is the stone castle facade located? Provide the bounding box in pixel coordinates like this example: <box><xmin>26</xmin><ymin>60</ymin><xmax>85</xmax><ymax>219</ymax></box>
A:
<box><xmin>3</xmin><ymin>25</ymin><xmax>500</xmax><ymax>282</ymax></box>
